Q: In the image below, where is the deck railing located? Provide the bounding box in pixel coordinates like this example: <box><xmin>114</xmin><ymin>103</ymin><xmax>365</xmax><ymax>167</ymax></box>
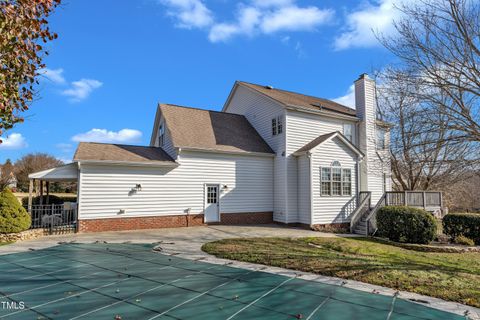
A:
<box><xmin>365</xmin><ymin>191</ymin><xmax>443</xmax><ymax>235</ymax></box>
<box><xmin>385</xmin><ymin>191</ymin><xmax>442</xmax><ymax>209</ymax></box>
<box><xmin>349</xmin><ymin>191</ymin><xmax>371</xmax><ymax>234</ymax></box>
<box><xmin>26</xmin><ymin>203</ymin><xmax>77</xmax><ymax>234</ymax></box>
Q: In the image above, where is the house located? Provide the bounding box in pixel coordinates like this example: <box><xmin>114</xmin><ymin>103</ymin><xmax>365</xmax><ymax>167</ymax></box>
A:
<box><xmin>28</xmin><ymin>74</ymin><xmax>393</xmax><ymax>233</ymax></box>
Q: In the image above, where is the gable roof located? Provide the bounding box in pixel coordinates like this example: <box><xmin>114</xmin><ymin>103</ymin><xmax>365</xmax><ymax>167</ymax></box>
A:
<box><xmin>293</xmin><ymin>131</ymin><xmax>364</xmax><ymax>158</ymax></box>
<box><xmin>157</xmin><ymin>104</ymin><xmax>274</xmax><ymax>155</ymax></box>
<box><xmin>74</xmin><ymin>142</ymin><xmax>176</xmax><ymax>165</ymax></box>
<box><xmin>234</xmin><ymin>81</ymin><xmax>358</xmax><ymax>117</ymax></box>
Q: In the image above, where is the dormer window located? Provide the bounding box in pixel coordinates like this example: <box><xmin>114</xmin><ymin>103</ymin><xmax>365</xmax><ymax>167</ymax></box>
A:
<box><xmin>272</xmin><ymin>115</ymin><xmax>283</xmax><ymax>136</ymax></box>
<box><xmin>376</xmin><ymin>128</ymin><xmax>386</xmax><ymax>150</ymax></box>
<box><xmin>158</xmin><ymin>123</ymin><xmax>165</xmax><ymax>147</ymax></box>
<box><xmin>343</xmin><ymin>123</ymin><xmax>353</xmax><ymax>142</ymax></box>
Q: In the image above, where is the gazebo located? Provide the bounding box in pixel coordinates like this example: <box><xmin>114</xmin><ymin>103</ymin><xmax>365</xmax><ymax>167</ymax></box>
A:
<box><xmin>27</xmin><ymin>163</ymin><xmax>79</xmax><ymax>231</ymax></box>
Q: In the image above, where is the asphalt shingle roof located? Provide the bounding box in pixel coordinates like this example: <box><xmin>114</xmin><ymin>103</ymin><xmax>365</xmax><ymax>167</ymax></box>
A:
<box><xmin>159</xmin><ymin>104</ymin><xmax>274</xmax><ymax>154</ymax></box>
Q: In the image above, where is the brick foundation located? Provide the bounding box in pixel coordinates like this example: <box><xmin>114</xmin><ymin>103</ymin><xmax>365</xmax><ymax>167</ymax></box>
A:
<box><xmin>78</xmin><ymin>211</ymin><xmax>273</xmax><ymax>233</ymax></box>
<box><xmin>78</xmin><ymin>214</ymin><xmax>204</xmax><ymax>233</ymax></box>
<box><xmin>310</xmin><ymin>222</ymin><xmax>350</xmax><ymax>233</ymax></box>
<box><xmin>219</xmin><ymin>212</ymin><xmax>273</xmax><ymax>225</ymax></box>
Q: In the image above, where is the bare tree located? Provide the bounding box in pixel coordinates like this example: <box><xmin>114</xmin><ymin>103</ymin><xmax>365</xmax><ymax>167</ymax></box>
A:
<box><xmin>14</xmin><ymin>153</ymin><xmax>63</xmax><ymax>191</ymax></box>
<box><xmin>380</xmin><ymin>0</ymin><xmax>480</xmax><ymax>144</ymax></box>
<box><xmin>376</xmin><ymin>69</ymin><xmax>474</xmax><ymax>191</ymax></box>
<box><xmin>0</xmin><ymin>159</ymin><xmax>15</xmax><ymax>190</ymax></box>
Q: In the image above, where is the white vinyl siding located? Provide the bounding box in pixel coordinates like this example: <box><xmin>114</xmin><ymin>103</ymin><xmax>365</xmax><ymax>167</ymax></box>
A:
<box><xmin>78</xmin><ymin>151</ymin><xmax>273</xmax><ymax>219</ymax></box>
<box><xmin>311</xmin><ymin>137</ymin><xmax>358</xmax><ymax>225</ymax></box>
<box><xmin>224</xmin><ymin>84</ymin><xmax>288</xmax><ymax>222</ymax></box>
<box><xmin>286</xmin><ymin>110</ymin><xmax>357</xmax><ymax>223</ymax></box>
<box><xmin>152</xmin><ymin>115</ymin><xmax>177</xmax><ymax>159</ymax></box>
<box><xmin>297</xmin><ymin>154</ymin><xmax>311</xmax><ymax>224</ymax></box>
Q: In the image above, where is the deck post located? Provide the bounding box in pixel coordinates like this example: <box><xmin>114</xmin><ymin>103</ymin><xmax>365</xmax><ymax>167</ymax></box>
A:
<box><xmin>39</xmin><ymin>180</ymin><xmax>44</xmax><ymax>206</ymax></box>
<box><xmin>46</xmin><ymin>181</ymin><xmax>50</xmax><ymax>205</ymax></box>
<box><xmin>404</xmin><ymin>191</ymin><xmax>408</xmax><ymax>206</ymax></box>
<box><xmin>422</xmin><ymin>192</ymin><xmax>426</xmax><ymax>209</ymax></box>
<box><xmin>28</xmin><ymin>179</ymin><xmax>34</xmax><ymax>213</ymax></box>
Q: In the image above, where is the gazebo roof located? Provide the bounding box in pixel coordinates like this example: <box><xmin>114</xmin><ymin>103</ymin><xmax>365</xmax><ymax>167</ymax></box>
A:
<box><xmin>28</xmin><ymin>163</ymin><xmax>78</xmax><ymax>181</ymax></box>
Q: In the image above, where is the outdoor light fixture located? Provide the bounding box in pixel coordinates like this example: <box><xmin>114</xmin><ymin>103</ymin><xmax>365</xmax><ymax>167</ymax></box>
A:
<box><xmin>135</xmin><ymin>184</ymin><xmax>142</xmax><ymax>191</ymax></box>
<box><xmin>222</xmin><ymin>185</ymin><xmax>228</xmax><ymax>190</ymax></box>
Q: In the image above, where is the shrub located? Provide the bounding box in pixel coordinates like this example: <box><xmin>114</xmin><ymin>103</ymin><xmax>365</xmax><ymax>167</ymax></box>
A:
<box><xmin>453</xmin><ymin>235</ymin><xmax>475</xmax><ymax>246</ymax></box>
<box><xmin>443</xmin><ymin>213</ymin><xmax>480</xmax><ymax>245</ymax></box>
<box><xmin>377</xmin><ymin>206</ymin><xmax>437</xmax><ymax>244</ymax></box>
<box><xmin>0</xmin><ymin>189</ymin><xmax>31</xmax><ymax>233</ymax></box>
<box><xmin>21</xmin><ymin>195</ymin><xmax>77</xmax><ymax>207</ymax></box>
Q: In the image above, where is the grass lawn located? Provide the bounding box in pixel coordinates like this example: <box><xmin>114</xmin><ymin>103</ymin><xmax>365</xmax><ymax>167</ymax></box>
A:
<box><xmin>202</xmin><ymin>237</ymin><xmax>480</xmax><ymax>307</ymax></box>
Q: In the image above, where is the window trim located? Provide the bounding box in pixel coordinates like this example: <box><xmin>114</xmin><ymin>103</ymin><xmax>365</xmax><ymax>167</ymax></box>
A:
<box><xmin>271</xmin><ymin>115</ymin><xmax>283</xmax><ymax>136</ymax></box>
<box><xmin>158</xmin><ymin>123</ymin><xmax>165</xmax><ymax>147</ymax></box>
<box><xmin>320</xmin><ymin>163</ymin><xmax>353</xmax><ymax>197</ymax></box>
<box><xmin>272</xmin><ymin>118</ymin><xmax>277</xmax><ymax>136</ymax></box>
<box><xmin>376</xmin><ymin>128</ymin><xmax>386</xmax><ymax>150</ymax></box>
<box><xmin>343</xmin><ymin>123</ymin><xmax>353</xmax><ymax>142</ymax></box>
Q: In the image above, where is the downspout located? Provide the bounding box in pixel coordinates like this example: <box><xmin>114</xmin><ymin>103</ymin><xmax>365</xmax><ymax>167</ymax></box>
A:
<box><xmin>76</xmin><ymin>162</ymin><xmax>81</xmax><ymax>233</ymax></box>
<box><xmin>308</xmin><ymin>152</ymin><xmax>314</xmax><ymax>227</ymax></box>
<box><xmin>177</xmin><ymin>148</ymin><xmax>190</xmax><ymax>227</ymax></box>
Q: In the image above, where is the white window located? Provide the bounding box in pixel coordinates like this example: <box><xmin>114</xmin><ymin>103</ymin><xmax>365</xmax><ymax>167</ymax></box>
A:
<box><xmin>343</xmin><ymin>123</ymin><xmax>353</xmax><ymax>142</ymax></box>
<box><xmin>321</xmin><ymin>168</ymin><xmax>331</xmax><ymax>196</ymax></box>
<box><xmin>158</xmin><ymin>123</ymin><xmax>165</xmax><ymax>147</ymax></box>
<box><xmin>277</xmin><ymin>116</ymin><xmax>283</xmax><ymax>134</ymax></box>
<box><xmin>320</xmin><ymin>161</ymin><xmax>352</xmax><ymax>196</ymax></box>
<box><xmin>271</xmin><ymin>115</ymin><xmax>283</xmax><ymax>136</ymax></box>
<box><xmin>376</xmin><ymin>129</ymin><xmax>386</xmax><ymax>150</ymax></box>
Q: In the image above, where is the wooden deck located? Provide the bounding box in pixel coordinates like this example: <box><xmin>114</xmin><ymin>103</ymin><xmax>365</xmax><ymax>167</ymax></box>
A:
<box><xmin>385</xmin><ymin>191</ymin><xmax>442</xmax><ymax>211</ymax></box>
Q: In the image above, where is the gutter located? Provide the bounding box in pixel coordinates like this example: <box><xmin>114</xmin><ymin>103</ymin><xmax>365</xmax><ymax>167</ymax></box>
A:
<box><xmin>75</xmin><ymin>160</ymin><xmax>180</xmax><ymax>167</ymax></box>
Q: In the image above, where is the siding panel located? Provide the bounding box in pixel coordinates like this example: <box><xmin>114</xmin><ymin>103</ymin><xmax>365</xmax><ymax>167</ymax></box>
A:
<box><xmin>286</xmin><ymin>110</ymin><xmax>357</xmax><ymax>223</ymax></box>
<box><xmin>78</xmin><ymin>151</ymin><xmax>273</xmax><ymax>219</ymax></box>
<box><xmin>311</xmin><ymin>137</ymin><xmax>358</xmax><ymax>225</ymax></box>
<box><xmin>225</xmin><ymin>85</ymin><xmax>288</xmax><ymax>222</ymax></box>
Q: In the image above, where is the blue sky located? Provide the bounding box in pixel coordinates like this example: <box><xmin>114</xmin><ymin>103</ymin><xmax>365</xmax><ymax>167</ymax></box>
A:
<box><xmin>0</xmin><ymin>0</ymin><xmax>401</xmax><ymax>163</ymax></box>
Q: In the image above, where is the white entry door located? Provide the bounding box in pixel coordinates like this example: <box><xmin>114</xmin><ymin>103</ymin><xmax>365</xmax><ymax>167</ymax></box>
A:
<box><xmin>204</xmin><ymin>184</ymin><xmax>220</xmax><ymax>223</ymax></box>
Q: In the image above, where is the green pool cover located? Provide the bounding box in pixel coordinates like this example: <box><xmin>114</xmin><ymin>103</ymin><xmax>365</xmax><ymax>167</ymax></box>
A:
<box><xmin>0</xmin><ymin>243</ymin><xmax>466</xmax><ymax>320</ymax></box>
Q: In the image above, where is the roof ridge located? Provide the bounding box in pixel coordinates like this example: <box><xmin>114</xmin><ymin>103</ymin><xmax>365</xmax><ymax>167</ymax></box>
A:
<box><xmin>159</xmin><ymin>103</ymin><xmax>246</xmax><ymax>117</ymax></box>
<box><xmin>78</xmin><ymin>142</ymin><xmax>159</xmax><ymax>149</ymax></box>
<box><xmin>237</xmin><ymin>81</ymin><xmax>355</xmax><ymax>112</ymax></box>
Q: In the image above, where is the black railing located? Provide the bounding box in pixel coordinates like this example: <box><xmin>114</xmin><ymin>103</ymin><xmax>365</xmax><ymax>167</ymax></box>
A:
<box><xmin>26</xmin><ymin>204</ymin><xmax>77</xmax><ymax>234</ymax></box>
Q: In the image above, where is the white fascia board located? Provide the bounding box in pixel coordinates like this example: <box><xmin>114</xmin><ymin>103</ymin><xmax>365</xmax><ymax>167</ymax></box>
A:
<box><xmin>76</xmin><ymin>160</ymin><xmax>179</xmax><ymax>167</ymax></box>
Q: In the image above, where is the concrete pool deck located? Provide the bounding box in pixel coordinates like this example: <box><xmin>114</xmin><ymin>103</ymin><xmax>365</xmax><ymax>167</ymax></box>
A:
<box><xmin>0</xmin><ymin>224</ymin><xmax>478</xmax><ymax>319</ymax></box>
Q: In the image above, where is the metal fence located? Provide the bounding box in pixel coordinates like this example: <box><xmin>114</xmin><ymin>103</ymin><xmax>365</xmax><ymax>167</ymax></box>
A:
<box><xmin>27</xmin><ymin>204</ymin><xmax>77</xmax><ymax>234</ymax></box>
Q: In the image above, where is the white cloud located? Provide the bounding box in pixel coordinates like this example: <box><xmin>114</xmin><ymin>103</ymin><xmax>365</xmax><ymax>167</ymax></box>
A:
<box><xmin>334</xmin><ymin>0</ymin><xmax>406</xmax><ymax>50</ymax></box>
<box><xmin>333</xmin><ymin>85</ymin><xmax>356</xmax><ymax>108</ymax></box>
<box><xmin>56</xmin><ymin>143</ymin><xmax>73</xmax><ymax>153</ymax></box>
<box><xmin>208</xmin><ymin>6</ymin><xmax>261</xmax><ymax>42</ymax></box>
<box><xmin>41</xmin><ymin>68</ymin><xmax>66</xmax><ymax>84</ymax></box>
<box><xmin>62</xmin><ymin>79</ymin><xmax>103</xmax><ymax>102</ymax></box>
<box><xmin>160</xmin><ymin>0</ymin><xmax>334</xmax><ymax>43</ymax></box>
<box><xmin>260</xmin><ymin>6</ymin><xmax>334</xmax><ymax>34</ymax></box>
<box><xmin>56</xmin><ymin>157</ymin><xmax>72</xmax><ymax>164</ymax></box>
<box><xmin>160</xmin><ymin>0</ymin><xmax>213</xmax><ymax>29</ymax></box>
<box><xmin>0</xmin><ymin>133</ymin><xmax>28</xmax><ymax>150</ymax></box>
<box><xmin>72</xmin><ymin>129</ymin><xmax>142</xmax><ymax>144</ymax></box>
<box><xmin>251</xmin><ymin>0</ymin><xmax>293</xmax><ymax>8</ymax></box>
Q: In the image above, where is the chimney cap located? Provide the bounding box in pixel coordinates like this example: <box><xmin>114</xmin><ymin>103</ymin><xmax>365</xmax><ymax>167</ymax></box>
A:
<box><xmin>358</xmin><ymin>73</ymin><xmax>370</xmax><ymax>80</ymax></box>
